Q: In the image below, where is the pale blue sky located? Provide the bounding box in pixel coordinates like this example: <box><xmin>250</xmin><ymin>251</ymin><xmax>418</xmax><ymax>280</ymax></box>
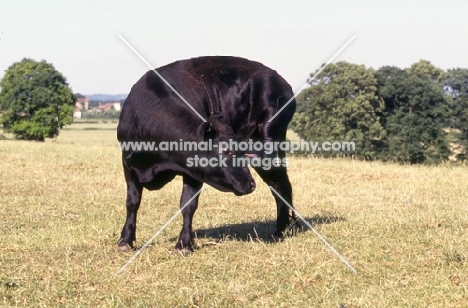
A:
<box><xmin>1</xmin><ymin>0</ymin><xmax>467</xmax><ymax>95</ymax></box>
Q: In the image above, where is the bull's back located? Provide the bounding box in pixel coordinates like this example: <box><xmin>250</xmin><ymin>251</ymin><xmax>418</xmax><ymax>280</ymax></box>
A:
<box><xmin>118</xmin><ymin>56</ymin><xmax>295</xmax><ymax>141</ymax></box>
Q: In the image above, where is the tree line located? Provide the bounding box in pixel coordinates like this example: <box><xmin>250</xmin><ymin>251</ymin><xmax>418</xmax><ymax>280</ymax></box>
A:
<box><xmin>1</xmin><ymin>57</ymin><xmax>468</xmax><ymax>165</ymax></box>
<box><xmin>291</xmin><ymin>60</ymin><xmax>468</xmax><ymax>164</ymax></box>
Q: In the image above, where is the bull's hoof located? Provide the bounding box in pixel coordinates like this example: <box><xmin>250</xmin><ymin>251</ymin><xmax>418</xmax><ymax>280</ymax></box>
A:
<box><xmin>172</xmin><ymin>248</ymin><xmax>193</xmax><ymax>256</ymax></box>
<box><xmin>115</xmin><ymin>244</ymin><xmax>132</xmax><ymax>252</ymax></box>
<box><xmin>273</xmin><ymin>229</ymin><xmax>287</xmax><ymax>238</ymax></box>
<box><xmin>271</xmin><ymin>233</ymin><xmax>285</xmax><ymax>242</ymax></box>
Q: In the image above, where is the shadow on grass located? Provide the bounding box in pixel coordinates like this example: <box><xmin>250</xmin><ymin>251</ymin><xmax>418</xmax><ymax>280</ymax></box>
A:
<box><xmin>193</xmin><ymin>215</ymin><xmax>346</xmax><ymax>245</ymax></box>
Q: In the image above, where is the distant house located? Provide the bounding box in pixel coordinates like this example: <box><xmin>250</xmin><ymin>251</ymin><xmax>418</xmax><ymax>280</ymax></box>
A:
<box><xmin>74</xmin><ymin>96</ymin><xmax>89</xmax><ymax>118</ymax></box>
<box><xmin>98</xmin><ymin>102</ymin><xmax>120</xmax><ymax>111</ymax></box>
<box><xmin>75</xmin><ymin>97</ymin><xmax>89</xmax><ymax>111</ymax></box>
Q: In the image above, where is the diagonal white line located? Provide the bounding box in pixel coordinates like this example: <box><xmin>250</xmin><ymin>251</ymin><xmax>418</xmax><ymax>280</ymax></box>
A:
<box><xmin>268</xmin><ymin>186</ymin><xmax>357</xmax><ymax>273</ymax></box>
<box><xmin>268</xmin><ymin>35</ymin><xmax>356</xmax><ymax>123</ymax></box>
<box><xmin>117</xmin><ymin>187</ymin><xmax>204</xmax><ymax>274</ymax></box>
<box><xmin>118</xmin><ymin>34</ymin><xmax>207</xmax><ymax>122</ymax></box>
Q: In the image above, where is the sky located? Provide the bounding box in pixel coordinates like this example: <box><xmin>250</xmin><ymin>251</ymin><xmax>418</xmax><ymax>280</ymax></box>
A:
<box><xmin>1</xmin><ymin>0</ymin><xmax>467</xmax><ymax>95</ymax></box>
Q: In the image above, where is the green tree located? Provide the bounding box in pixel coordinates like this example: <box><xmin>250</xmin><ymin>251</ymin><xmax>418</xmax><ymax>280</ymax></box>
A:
<box><xmin>291</xmin><ymin>61</ymin><xmax>385</xmax><ymax>159</ymax></box>
<box><xmin>444</xmin><ymin>68</ymin><xmax>468</xmax><ymax>159</ymax></box>
<box><xmin>407</xmin><ymin>59</ymin><xmax>446</xmax><ymax>83</ymax></box>
<box><xmin>0</xmin><ymin>58</ymin><xmax>74</xmax><ymax>141</ymax></box>
<box><xmin>376</xmin><ymin>64</ymin><xmax>451</xmax><ymax>164</ymax></box>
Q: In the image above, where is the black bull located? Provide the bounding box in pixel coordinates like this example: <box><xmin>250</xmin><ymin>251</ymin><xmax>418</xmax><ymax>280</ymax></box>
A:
<box><xmin>116</xmin><ymin>56</ymin><xmax>298</xmax><ymax>253</ymax></box>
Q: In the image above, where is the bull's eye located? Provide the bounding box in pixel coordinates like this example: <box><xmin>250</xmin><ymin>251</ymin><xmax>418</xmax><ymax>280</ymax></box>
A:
<box><xmin>221</xmin><ymin>148</ymin><xmax>233</xmax><ymax>156</ymax></box>
<box><xmin>218</xmin><ymin>137</ymin><xmax>232</xmax><ymax>155</ymax></box>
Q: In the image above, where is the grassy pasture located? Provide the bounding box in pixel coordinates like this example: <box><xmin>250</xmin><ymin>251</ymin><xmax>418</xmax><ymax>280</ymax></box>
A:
<box><xmin>1</xmin><ymin>121</ymin><xmax>467</xmax><ymax>307</ymax></box>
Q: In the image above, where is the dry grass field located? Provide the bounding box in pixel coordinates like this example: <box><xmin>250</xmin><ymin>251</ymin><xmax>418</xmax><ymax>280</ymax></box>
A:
<box><xmin>1</xmin><ymin>121</ymin><xmax>467</xmax><ymax>307</ymax></box>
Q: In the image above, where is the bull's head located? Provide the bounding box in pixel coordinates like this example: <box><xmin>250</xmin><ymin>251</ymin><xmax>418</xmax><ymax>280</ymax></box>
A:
<box><xmin>189</xmin><ymin>116</ymin><xmax>256</xmax><ymax>196</ymax></box>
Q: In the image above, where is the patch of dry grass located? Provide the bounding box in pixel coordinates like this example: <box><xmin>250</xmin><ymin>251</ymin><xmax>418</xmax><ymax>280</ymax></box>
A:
<box><xmin>1</xmin><ymin>124</ymin><xmax>467</xmax><ymax>306</ymax></box>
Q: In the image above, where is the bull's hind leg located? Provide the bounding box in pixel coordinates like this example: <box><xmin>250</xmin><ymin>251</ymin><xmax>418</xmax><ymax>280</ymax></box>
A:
<box><xmin>253</xmin><ymin>160</ymin><xmax>297</xmax><ymax>237</ymax></box>
<box><xmin>253</xmin><ymin>117</ymin><xmax>298</xmax><ymax>236</ymax></box>
<box><xmin>116</xmin><ymin>166</ymin><xmax>143</xmax><ymax>252</ymax></box>
<box><xmin>175</xmin><ymin>175</ymin><xmax>203</xmax><ymax>254</ymax></box>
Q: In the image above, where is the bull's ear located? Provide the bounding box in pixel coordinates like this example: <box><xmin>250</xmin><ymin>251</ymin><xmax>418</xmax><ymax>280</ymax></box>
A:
<box><xmin>196</xmin><ymin>121</ymin><xmax>212</xmax><ymax>140</ymax></box>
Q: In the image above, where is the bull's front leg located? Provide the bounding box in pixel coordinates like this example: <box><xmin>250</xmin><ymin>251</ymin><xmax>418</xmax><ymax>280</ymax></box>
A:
<box><xmin>175</xmin><ymin>175</ymin><xmax>203</xmax><ymax>254</ymax></box>
<box><xmin>116</xmin><ymin>167</ymin><xmax>143</xmax><ymax>252</ymax></box>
